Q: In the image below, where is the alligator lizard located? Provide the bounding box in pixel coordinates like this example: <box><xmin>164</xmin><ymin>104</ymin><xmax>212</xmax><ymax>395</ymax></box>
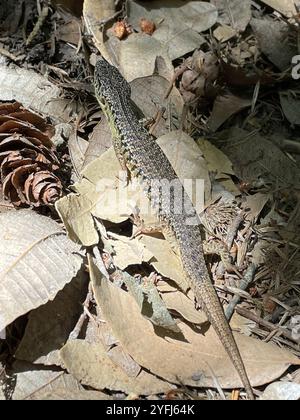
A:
<box><xmin>94</xmin><ymin>57</ymin><xmax>254</xmax><ymax>400</ymax></box>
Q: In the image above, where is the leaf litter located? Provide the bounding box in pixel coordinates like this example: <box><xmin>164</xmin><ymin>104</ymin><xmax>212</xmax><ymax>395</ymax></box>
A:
<box><xmin>0</xmin><ymin>0</ymin><xmax>300</xmax><ymax>401</ymax></box>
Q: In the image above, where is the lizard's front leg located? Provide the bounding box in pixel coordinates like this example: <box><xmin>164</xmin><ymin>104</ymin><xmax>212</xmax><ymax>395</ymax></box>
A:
<box><xmin>113</xmin><ymin>137</ymin><xmax>131</xmax><ymax>187</ymax></box>
<box><xmin>203</xmin><ymin>239</ymin><xmax>239</xmax><ymax>274</ymax></box>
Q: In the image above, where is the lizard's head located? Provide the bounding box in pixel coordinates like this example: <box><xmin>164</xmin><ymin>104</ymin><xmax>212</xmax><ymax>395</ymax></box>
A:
<box><xmin>94</xmin><ymin>58</ymin><xmax>131</xmax><ymax>105</ymax></box>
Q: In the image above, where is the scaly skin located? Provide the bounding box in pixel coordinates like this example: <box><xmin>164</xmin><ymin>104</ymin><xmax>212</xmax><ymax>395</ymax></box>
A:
<box><xmin>94</xmin><ymin>57</ymin><xmax>254</xmax><ymax>400</ymax></box>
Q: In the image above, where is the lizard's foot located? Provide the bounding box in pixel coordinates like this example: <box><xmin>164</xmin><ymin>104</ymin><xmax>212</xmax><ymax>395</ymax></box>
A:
<box><xmin>146</xmin><ymin>272</ymin><xmax>162</xmax><ymax>286</ymax></box>
<box><xmin>115</xmin><ymin>169</ymin><xmax>130</xmax><ymax>189</ymax></box>
<box><xmin>203</xmin><ymin>239</ymin><xmax>241</xmax><ymax>275</ymax></box>
<box><xmin>129</xmin><ymin>206</ymin><xmax>162</xmax><ymax>238</ymax></box>
<box><xmin>133</xmin><ymin>272</ymin><xmax>162</xmax><ymax>286</ymax></box>
<box><xmin>139</xmin><ymin>116</ymin><xmax>155</xmax><ymax>130</ymax></box>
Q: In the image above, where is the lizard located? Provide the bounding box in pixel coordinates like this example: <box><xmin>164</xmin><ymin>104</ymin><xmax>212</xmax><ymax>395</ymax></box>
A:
<box><xmin>94</xmin><ymin>57</ymin><xmax>254</xmax><ymax>400</ymax></box>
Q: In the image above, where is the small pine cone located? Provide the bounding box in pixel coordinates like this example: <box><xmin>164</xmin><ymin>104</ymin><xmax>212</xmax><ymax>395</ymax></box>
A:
<box><xmin>0</xmin><ymin>101</ymin><xmax>62</xmax><ymax>207</ymax></box>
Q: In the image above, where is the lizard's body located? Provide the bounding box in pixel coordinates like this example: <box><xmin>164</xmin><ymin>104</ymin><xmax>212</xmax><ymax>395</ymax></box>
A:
<box><xmin>94</xmin><ymin>58</ymin><xmax>254</xmax><ymax>400</ymax></box>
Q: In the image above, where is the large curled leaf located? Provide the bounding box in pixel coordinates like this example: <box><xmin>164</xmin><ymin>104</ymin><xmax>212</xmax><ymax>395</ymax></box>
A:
<box><xmin>0</xmin><ymin>210</ymin><xmax>83</xmax><ymax>330</ymax></box>
<box><xmin>90</xmin><ymin>258</ymin><xmax>299</xmax><ymax>389</ymax></box>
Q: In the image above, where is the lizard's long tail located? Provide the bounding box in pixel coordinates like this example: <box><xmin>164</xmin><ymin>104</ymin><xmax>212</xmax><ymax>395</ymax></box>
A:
<box><xmin>192</xmin><ymin>274</ymin><xmax>255</xmax><ymax>400</ymax></box>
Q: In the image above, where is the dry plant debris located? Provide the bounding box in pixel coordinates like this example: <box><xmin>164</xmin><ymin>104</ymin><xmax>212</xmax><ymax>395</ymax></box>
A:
<box><xmin>0</xmin><ymin>0</ymin><xmax>300</xmax><ymax>402</ymax></box>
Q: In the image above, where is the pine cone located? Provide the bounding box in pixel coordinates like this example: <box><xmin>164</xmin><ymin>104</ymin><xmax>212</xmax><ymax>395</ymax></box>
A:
<box><xmin>0</xmin><ymin>101</ymin><xmax>62</xmax><ymax>207</ymax></box>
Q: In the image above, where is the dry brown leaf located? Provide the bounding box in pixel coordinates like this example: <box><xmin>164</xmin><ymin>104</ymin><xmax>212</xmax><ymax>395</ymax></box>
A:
<box><xmin>216</xmin><ymin>127</ymin><xmax>300</xmax><ymax>188</ymax></box>
<box><xmin>93</xmin><ymin>0</ymin><xmax>218</xmax><ymax>82</ymax></box>
<box><xmin>259</xmin><ymin>0</ymin><xmax>296</xmax><ymax>17</ymax></box>
<box><xmin>157</xmin><ymin>130</ymin><xmax>211</xmax><ymax>206</ymax></box>
<box><xmin>208</xmin><ymin>93</ymin><xmax>252</xmax><ymax>132</ymax></box>
<box><xmin>56</xmin><ymin>177</ymin><xmax>104</xmax><ymax>246</ymax></box>
<box><xmin>83</xmin><ymin>0</ymin><xmax>117</xmax><ymax>64</ymax></box>
<box><xmin>211</xmin><ymin>0</ymin><xmax>252</xmax><ymax>32</ymax></box>
<box><xmin>130</xmin><ymin>75</ymin><xmax>184</xmax><ymax>138</ymax></box>
<box><xmin>230</xmin><ymin>313</ymin><xmax>256</xmax><ymax>337</ymax></box>
<box><xmin>60</xmin><ymin>340</ymin><xmax>172</xmax><ymax>395</ymax></box>
<box><xmin>196</xmin><ymin>138</ymin><xmax>239</xmax><ymax>197</ymax></box>
<box><xmin>140</xmin><ymin>234</ymin><xmax>189</xmax><ymax>292</ymax></box>
<box><xmin>251</xmin><ymin>19</ymin><xmax>298</xmax><ymax>71</ymax></box>
<box><xmin>0</xmin><ymin>210</ymin><xmax>83</xmax><ymax>330</ymax></box>
<box><xmin>158</xmin><ymin>282</ymin><xmax>206</xmax><ymax>325</ymax></box>
<box><xmin>82</xmin><ymin>117</ymin><xmax>112</xmax><ymax>170</ymax></box>
<box><xmin>9</xmin><ymin>360</ymin><xmax>83</xmax><ymax>400</ymax></box>
<box><xmin>107</xmin><ymin>345</ymin><xmax>141</xmax><ymax>378</ymax></box>
<box><xmin>0</xmin><ymin>66</ymin><xmax>77</xmax><ymax>124</ymax></box>
<box><xmin>280</xmin><ymin>90</ymin><xmax>300</xmax><ymax>125</ymax></box>
<box><xmin>56</xmin><ymin>148</ymin><xmax>141</xmax><ymax>245</ymax></box>
<box><xmin>115</xmin><ymin>33</ymin><xmax>172</xmax><ymax>82</ymax></box>
<box><xmin>68</xmin><ymin>132</ymin><xmax>89</xmax><ymax>179</ymax></box>
<box><xmin>15</xmin><ymin>272</ymin><xmax>88</xmax><ymax>366</ymax></box>
<box><xmin>57</xmin><ymin>19</ymin><xmax>81</xmax><ymax>45</ymax></box>
<box><xmin>243</xmin><ymin>193</ymin><xmax>271</xmax><ymax>223</ymax></box>
<box><xmin>108</xmin><ymin>233</ymin><xmax>153</xmax><ymax>270</ymax></box>
<box><xmin>128</xmin><ymin>0</ymin><xmax>216</xmax><ymax>60</ymax></box>
<box><xmin>90</xmin><ymin>258</ymin><xmax>299</xmax><ymax>389</ymax></box>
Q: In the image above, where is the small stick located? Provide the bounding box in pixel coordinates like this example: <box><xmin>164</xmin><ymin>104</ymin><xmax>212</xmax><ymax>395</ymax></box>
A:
<box><xmin>26</xmin><ymin>1</ymin><xmax>49</xmax><ymax>46</ymax></box>
<box><xmin>205</xmin><ymin>362</ymin><xmax>226</xmax><ymax>400</ymax></box>
<box><xmin>282</xmin><ymin>139</ymin><xmax>300</xmax><ymax>155</ymax></box>
<box><xmin>225</xmin><ymin>263</ymin><xmax>256</xmax><ymax>320</ymax></box>
<box><xmin>236</xmin><ymin>307</ymin><xmax>299</xmax><ymax>344</ymax></box>
<box><xmin>68</xmin><ymin>282</ymin><xmax>94</xmax><ymax>340</ymax></box>
<box><xmin>149</xmin><ymin>106</ymin><xmax>166</xmax><ymax>135</ymax></box>
<box><xmin>164</xmin><ymin>64</ymin><xmax>188</xmax><ymax>100</ymax></box>
<box><xmin>226</xmin><ymin>211</ymin><xmax>244</xmax><ymax>249</ymax></box>
<box><xmin>0</xmin><ymin>46</ymin><xmax>23</xmax><ymax>62</ymax></box>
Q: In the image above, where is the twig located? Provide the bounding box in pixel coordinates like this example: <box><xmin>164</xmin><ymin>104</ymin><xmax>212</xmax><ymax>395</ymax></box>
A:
<box><xmin>281</xmin><ymin>139</ymin><xmax>300</xmax><ymax>155</ymax></box>
<box><xmin>68</xmin><ymin>281</ymin><xmax>94</xmax><ymax>340</ymax></box>
<box><xmin>205</xmin><ymin>363</ymin><xmax>226</xmax><ymax>400</ymax></box>
<box><xmin>92</xmin><ymin>246</ymin><xmax>110</xmax><ymax>279</ymax></box>
<box><xmin>164</xmin><ymin>64</ymin><xmax>188</xmax><ymax>100</ymax></box>
<box><xmin>24</xmin><ymin>372</ymin><xmax>65</xmax><ymax>400</ymax></box>
<box><xmin>75</xmin><ymin>21</ymin><xmax>83</xmax><ymax>55</ymax></box>
<box><xmin>225</xmin><ymin>263</ymin><xmax>256</xmax><ymax>320</ymax></box>
<box><xmin>99</xmin><ymin>10</ymin><xmax>123</xmax><ymax>27</ymax></box>
<box><xmin>251</xmin><ymin>327</ymin><xmax>300</xmax><ymax>354</ymax></box>
<box><xmin>226</xmin><ymin>211</ymin><xmax>244</xmax><ymax>249</ymax></box>
<box><xmin>98</xmin><ymin>0</ymin><xmax>126</xmax><ymax>28</ymax></box>
<box><xmin>26</xmin><ymin>1</ymin><xmax>49</xmax><ymax>46</ymax></box>
<box><xmin>0</xmin><ymin>46</ymin><xmax>23</xmax><ymax>62</ymax></box>
<box><xmin>149</xmin><ymin>106</ymin><xmax>166</xmax><ymax>135</ymax></box>
<box><xmin>251</xmin><ymin>80</ymin><xmax>261</xmax><ymax>114</ymax></box>
<box><xmin>236</xmin><ymin>307</ymin><xmax>300</xmax><ymax>345</ymax></box>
